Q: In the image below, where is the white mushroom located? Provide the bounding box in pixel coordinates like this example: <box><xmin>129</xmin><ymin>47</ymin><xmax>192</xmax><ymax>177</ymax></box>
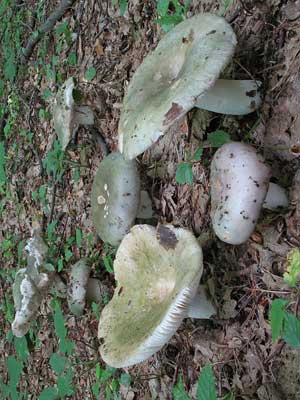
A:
<box><xmin>210</xmin><ymin>142</ymin><xmax>289</xmax><ymax>245</ymax></box>
<box><xmin>91</xmin><ymin>152</ymin><xmax>140</xmax><ymax>246</ymax></box>
<box><xmin>118</xmin><ymin>13</ymin><xmax>261</xmax><ymax>160</ymax></box>
<box><xmin>98</xmin><ymin>224</ymin><xmax>203</xmax><ymax>368</ymax></box>
<box><xmin>53</xmin><ymin>77</ymin><xmax>94</xmax><ymax>150</ymax></box>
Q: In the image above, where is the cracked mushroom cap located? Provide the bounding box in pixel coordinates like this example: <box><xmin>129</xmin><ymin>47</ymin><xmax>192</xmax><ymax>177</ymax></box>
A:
<box><xmin>91</xmin><ymin>152</ymin><xmax>140</xmax><ymax>246</ymax></box>
<box><xmin>118</xmin><ymin>13</ymin><xmax>236</xmax><ymax>160</ymax></box>
<box><xmin>211</xmin><ymin>142</ymin><xmax>271</xmax><ymax>245</ymax></box>
<box><xmin>98</xmin><ymin>224</ymin><xmax>203</xmax><ymax>368</ymax></box>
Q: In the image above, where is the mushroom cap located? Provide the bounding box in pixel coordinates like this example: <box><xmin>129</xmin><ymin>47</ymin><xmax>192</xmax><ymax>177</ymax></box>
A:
<box><xmin>53</xmin><ymin>77</ymin><xmax>75</xmax><ymax>150</ymax></box>
<box><xmin>98</xmin><ymin>224</ymin><xmax>203</xmax><ymax>367</ymax></box>
<box><xmin>118</xmin><ymin>13</ymin><xmax>236</xmax><ymax>160</ymax></box>
<box><xmin>91</xmin><ymin>152</ymin><xmax>140</xmax><ymax>246</ymax></box>
<box><xmin>211</xmin><ymin>142</ymin><xmax>271</xmax><ymax>244</ymax></box>
<box><xmin>67</xmin><ymin>259</ymin><xmax>91</xmax><ymax>316</ymax></box>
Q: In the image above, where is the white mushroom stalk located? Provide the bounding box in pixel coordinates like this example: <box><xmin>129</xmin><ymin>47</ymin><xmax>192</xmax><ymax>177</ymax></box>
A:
<box><xmin>67</xmin><ymin>259</ymin><xmax>91</xmax><ymax>316</ymax></box>
<box><xmin>98</xmin><ymin>224</ymin><xmax>203</xmax><ymax>368</ymax></box>
<box><xmin>187</xmin><ymin>285</ymin><xmax>216</xmax><ymax>319</ymax></box>
<box><xmin>210</xmin><ymin>142</ymin><xmax>289</xmax><ymax>245</ymax></box>
<box><xmin>263</xmin><ymin>182</ymin><xmax>289</xmax><ymax>211</ymax></box>
<box><xmin>195</xmin><ymin>79</ymin><xmax>261</xmax><ymax>115</ymax></box>
<box><xmin>53</xmin><ymin>77</ymin><xmax>94</xmax><ymax>150</ymax></box>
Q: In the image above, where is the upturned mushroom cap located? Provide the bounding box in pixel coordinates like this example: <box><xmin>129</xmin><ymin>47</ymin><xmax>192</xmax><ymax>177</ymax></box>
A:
<box><xmin>118</xmin><ymin>13</ymin><xmax>236</xmax><ymax>160</ymax></box>
<box><xmin>53</xmin><ymin>77</ymin><xmax>76</xmax><ymax>150</ymax></box>
<box><xmin>211</xmin><ymin>142</ymin><xmax>271</xmax><ymax>244</ymax></box>
<box><xmin>53</xmin><ymin>78</ymin><xmax>94</xmax><ymax>150</ymax></box>
<box><xmin>91</xmin><ymin>152</ymin><xmax>140</xmax><ymax>246</ymax></box>
<box><xmin>67</xmin><ymin>259</ymin><xmax>91</xmax><ymax>316</ymax></box>
<box><xmin>98</xmin><ymin>224</ymin><xmax>203</xmax><ymax>368</ymax></box>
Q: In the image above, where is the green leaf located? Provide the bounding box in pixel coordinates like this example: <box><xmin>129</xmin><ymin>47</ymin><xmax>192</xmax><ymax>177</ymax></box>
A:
<box><xmin>119</xmin><ymin>0</ymin><xmax>127</xmax><ymax>15</ymax></box>
<box><xmin>222</xmin><ymin>392</ymin><xmax>235</xmax><ymax>400</ymax></box>
<box><xmin>44</xmin><ymin>263</ymin><xmax>55</xmax><ymax>272</ymax></box>
<box><xmin>270</xmin><ymin>299</ymin><xmax>287</xmax><ymax>341</ymax></box>
<box><xmin>120</xmin><ymin>373</ymin><xmax>131</xmax><ymax>387</ymax></box>
<box><xmin>86</xmin><ymin>66</ymin><xmax>96</xmax><ymax>81</ymax></box>
<box><xmin>103</xmin><ymin>255</ymin><xmax>114</xmax><ymax>273</ymax></box>
<box><xmin>57</xmin><ymin>369</ymin><xmax>74</xmax><ymax>397</ymax></box>
<box><xmin>283</xmin><ymin>312</ymin><xmax>300</xmax><ymax>348</ymax></box>
<box><xmin>42</xmin><ymin>88</ymin><xmax>52</xmax><ymax>102</ymax></box>
<box><xmin>13</xmin><ymin>336</ymin><xmax>29</xmax><ymax>363</ymax></box>
<box><xmin>173</xmin><ymin>376</ymin><xmax>190</xmax><ymax>400</ymax></box>
<box><xmin>208</xmin><ymin>130</ymin><xmax>231</xmax><ymax>148</ymax></box>
<box><xmin>197</xmin><ymin>364</ymin><xmax>217</xmax><ymax>400</ymax></box>
<box><xmin>176</xmin><ymin>162</ymin><xmax>193</xmax><ymax>185</ymax></box>
<box><xmin>73</xmin><ymin>167</ymin><xmax>80</xmax><ymax>182</ymax></box>
<box><xmin>92</xmin><ymin>302</ymin><xmax>101</xmax><ymax>320</ymax></box>
<box><xmin>68</xmin><ymin>52</ymin><xmax>77</xmax><ymax>65</ymax></box>
<box><xmin>0</xmin><ymin>142</ymin><xmax>7</xmax><ymax>184</ymax></box>
<box><xmin>75</xmin><ymin>228</ymin><xmax>82</xmax><ymax>248</ymax></box>
<box><xmin>156</xmin><ymin>15</ymin><xmax>183</xmax><ymax>32</ymax></box>
<box><xmin>157</xmin><ymin>0</ymin><xmax>170</xmax><ymax>15</ymax></box>
<box><xmin>193</xmin><ymin>147</ymin><xmax>203</xmax><ymax>162</ymax></box>
<box><xmin>57</xmin><ymin>258</ymin><xmax>64</xmax><ymax>272</ymax></box>
<box><xmin>54</xmin><ymin>304</ymin><xmax>66</xmax><ymax>341</ymax></box>
<box><xmin>284</xmin><ymin>248</ymin><xmax>300</xmax><ymax>287</ymax></box>
<box><xmin>221</xmin><ymin>0</ymin><xmax>232</xmax><ymax>16</ymax></box>
<box><xmin>7</xmin><ymin>356</ymin><xmax>23</xmax><ymax>387</ymax></box>
<box><xmin>39</xmin><ymin>387</ymin><xmax>58</xmax><ymax>400</ymax></box>
<box><xmin>64</xmin><ymin>249</ymin><xmax>73</xmax><ymax>262</ymax></box>
<box><xmin>50</xmin><ymin>353</ymin><xmax>66</xmax><ymax>375</ymax></box>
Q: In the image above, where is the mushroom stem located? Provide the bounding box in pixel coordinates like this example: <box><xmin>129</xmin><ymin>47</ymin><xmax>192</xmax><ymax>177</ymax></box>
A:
<box><xmin>86</xmin><ymin>278</ymin><xmax>106</xmax><ymax>303</ymax></box>
<box><xmin>263</xmin><ymin>182</ymin><xmax>289</xmax><ymax>211</ymax></box>
<box><xmin>195</xmin><ymin>79</ymin><xmax>261</xmax><ymax>115</ymax></box>
<box><xmin>187</xmin><ymin>285</ymin><xmax>216</xmax><ymax>319</ymax></box>
<box><xmin>73</xmin><ymin>105</ymin><xmax>94</xmax><ymax>126</ymax></box>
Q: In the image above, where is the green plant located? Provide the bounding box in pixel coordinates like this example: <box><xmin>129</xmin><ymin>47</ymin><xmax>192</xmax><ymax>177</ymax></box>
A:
<box><xmin>270</xmin><ymin>248</ymin><xmax>300</xmax><ymax>347</ymax></box>
<box><xmin>175</xmin><ymin>130</ymin><xmax>231</xmax><ymax>185</ymax></box>
<box><xmin>92</xmin><ymin>363</ymin><xmax>131</xmax><ymax>400</ymax></box>
<box><xmin>39</xmin><ymin>300</ymin><xmax>75</xmax><ymax>399</ymax></box>
<box><xmin>112</xmin><ymin>0</ymin><xmax>128</xmax><ymax>16</ymax></box>
<box><xmin>156</xmin><ymin>0</ymin><xmax>191</xmax><ymax>32</ymax></box>
<box><xmin>172</xmin><ymin>364</ymin><xmax>235</xmax><ymax>400</ymax></box>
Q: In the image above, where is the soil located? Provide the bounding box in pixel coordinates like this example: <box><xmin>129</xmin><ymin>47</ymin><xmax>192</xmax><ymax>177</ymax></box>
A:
<box><xmin>1</xmin><ymin>0</ymin><xmax>300</xmax><ymax>399</ymax></box>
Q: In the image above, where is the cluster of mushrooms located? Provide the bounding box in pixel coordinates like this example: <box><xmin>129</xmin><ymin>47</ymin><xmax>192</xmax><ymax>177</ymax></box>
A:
<box><xmin>12</xmin><ymin>14</ymin><xmax>289</xmax><ymax>369</ymax></box>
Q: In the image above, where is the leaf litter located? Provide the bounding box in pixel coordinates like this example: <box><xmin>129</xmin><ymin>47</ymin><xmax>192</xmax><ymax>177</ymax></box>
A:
<box><xmin>0</xmin><ymin>0</ymin><xmax>300</xmax><ymax>399</ymax></box>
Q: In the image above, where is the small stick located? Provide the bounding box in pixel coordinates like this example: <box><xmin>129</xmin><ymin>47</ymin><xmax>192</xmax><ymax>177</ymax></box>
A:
<box><xmin>21</xmin><ymin>0</ymin><xmax>77</xmax><ymax>63</ymax></box>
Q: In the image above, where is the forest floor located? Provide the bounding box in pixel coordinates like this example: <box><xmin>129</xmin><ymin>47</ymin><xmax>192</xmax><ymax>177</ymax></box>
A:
<box><xmin>1</xmin><ymin>0</ymin><xmax>300</xmax><ymax>399</ymax></box>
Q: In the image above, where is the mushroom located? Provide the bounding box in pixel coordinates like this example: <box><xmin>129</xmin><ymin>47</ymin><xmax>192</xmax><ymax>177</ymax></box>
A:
<box><xmin>67</xmin><ymin>259</ymin><xmax>107</xmax><ymax>316</ymax></box>
<box><xmin>118</xmin><ymin>13</ymin><xmax>261</xmax><ymax>160</ymax></box>
<box><xmin>210</xmin><ymin>142</ymin><xmax>289</xmax><ymax>245</ymax></box>
<box><xmin>53</xmin><ymin>77</ymin><xmax>94</xmax><ymax>150</ymax></box>
<box><xmin>67</xmin><ymin>259</ymin><xmax>91</xmax><ymax>316</ymax></box>
<box><xmin>98</xmin><ymin>224</ymin><xmax>216</xmax><ymax>368</ymax></box>
<box><xmin>12</xmin><ymin>228</ymin><xmax>53</xmax><ymax>337</ymax></box>
<box><xmin>91</xmin><ymin>152</ymin><xmax>140</xmax><ymax>246</ymax></box>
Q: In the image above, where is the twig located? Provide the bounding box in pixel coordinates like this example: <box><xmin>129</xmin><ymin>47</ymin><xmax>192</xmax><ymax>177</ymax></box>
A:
<box><xmin>21</xmin><ymin>0</ymin><xmax>77</xmax><ymax>63</ymax></box>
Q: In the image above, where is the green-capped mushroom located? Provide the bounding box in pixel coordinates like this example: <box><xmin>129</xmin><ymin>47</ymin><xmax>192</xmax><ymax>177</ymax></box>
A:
<box><xmin>118</xmin><ymin>13</ymin><xmax>261</xmax><ymax>160</ymax></box>
<box><xmin>98</xmin><ymin>224</ymin><xmax>203</xmax><ymax>368</ymax></box>
<box><xmin>91</xmin><ymin>152</ymin><xmax>140</xmax><ymax>246</ymax></box>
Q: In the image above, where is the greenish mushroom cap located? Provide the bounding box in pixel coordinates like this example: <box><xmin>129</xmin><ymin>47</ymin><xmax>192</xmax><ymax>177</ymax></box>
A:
<box><xmin>91</xmin><ymin>152</ymin><xmax>140</xmax><ymax>246</ymax></box>
<box><xmin>118</xmin><ymin>13</ymin><xmax>236</xmax><ymax>160</ymax></box>
<box><xmin>98</xmin><ymin>224</ymin><xmax>203</xmax><ymax>367</ymax></box>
